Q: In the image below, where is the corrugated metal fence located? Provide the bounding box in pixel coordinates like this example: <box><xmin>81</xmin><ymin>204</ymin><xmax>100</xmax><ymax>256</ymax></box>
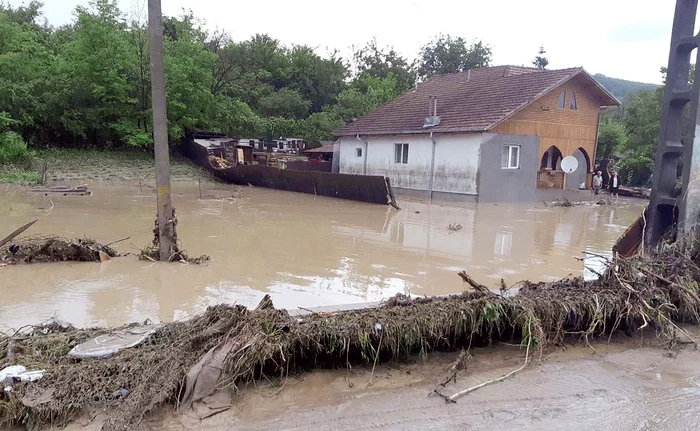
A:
<box><xmin>211</xmin><ymin>165</ymin><xmax>392</xmax><ymax>205</ymax></box>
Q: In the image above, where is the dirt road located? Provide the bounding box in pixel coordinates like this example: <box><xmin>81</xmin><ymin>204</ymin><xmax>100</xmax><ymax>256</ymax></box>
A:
<box><xmin>125</xmin><ymin>343</ymin><xmax>700</xmax><ymax>431</ymax></box>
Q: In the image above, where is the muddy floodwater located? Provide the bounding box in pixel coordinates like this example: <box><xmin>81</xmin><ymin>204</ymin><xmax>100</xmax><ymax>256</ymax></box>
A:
<box><xmin>0</xmin><ymin>184</ymin><xmax>644</xmax><ymax>330</ymax></box>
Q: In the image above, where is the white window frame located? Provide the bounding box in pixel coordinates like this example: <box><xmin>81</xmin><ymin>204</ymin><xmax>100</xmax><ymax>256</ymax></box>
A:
<box><xmin>502</xmin><ymin>145</ymin><xmax>520</xmax><ymax>169</ymax></box>
<box><xmin>356</xmin><ymin>147</ymin><xmax>363</xmax><ymax>157</ymax></box>
<box><xmin>394</xmin><ymin>143</ymin><xmax>409</xmax><ymax>164</ymax></box>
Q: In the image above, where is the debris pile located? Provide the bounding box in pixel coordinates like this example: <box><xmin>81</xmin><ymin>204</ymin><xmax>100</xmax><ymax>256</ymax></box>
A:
<box><xmin>29</xmin><ymin>185</ymin><xmax>91</xmax><ymax>196</ymax></box>
<box><xmin>2</xmin><ymin>231</ymin><xmax>700</xmax><ymax>429</ymax></box>
<box><xmin>1</xmin><ymin>236</ymin><xmax>117</xmax><ymax>264</ymax></box>
<box><xmin>207</xmin><ymin>155</ymin><xmax>231</xmax><ymax>170</ymax></box>
<box><xmin>0</xmin><ymin>220</ymin><xmax>118</xmax><ymax>265</ymax></box>
<box><xmin>139</xmin><ymin>209</ymin><xmax>210</xmax><ymax>264</ymax></box>
<box><xmin>550</xmin><ymin>198</ymin><xmax>618</xmax><ymax>207</ymax></box>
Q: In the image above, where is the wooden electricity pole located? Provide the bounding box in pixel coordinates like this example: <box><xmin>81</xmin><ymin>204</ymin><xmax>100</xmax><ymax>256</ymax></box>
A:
<box><xmin>148</xmin><ymin>0</ymin><xmax>175</xmax><ymax>260</ymax></box>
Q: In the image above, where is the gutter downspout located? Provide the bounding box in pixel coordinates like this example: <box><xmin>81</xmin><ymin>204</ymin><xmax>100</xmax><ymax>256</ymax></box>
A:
<box><xmin>356</xmin><ymin>134</ymin><xmax>368</xmax><ymax>175</ymax></box>
<box><xmin>428</xmin><ymin>132</ymin><xmax>437</xmax><ymax>200</ymax></box>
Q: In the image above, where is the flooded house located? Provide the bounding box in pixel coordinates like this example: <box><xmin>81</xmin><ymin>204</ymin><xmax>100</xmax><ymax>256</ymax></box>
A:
<box><xmin>334</xmin><ymin>66</ymin><xmax>619</xmax><ymax>202</ymax></box>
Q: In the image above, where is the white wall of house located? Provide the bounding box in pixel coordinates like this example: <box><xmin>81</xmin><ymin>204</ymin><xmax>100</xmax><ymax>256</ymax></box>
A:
<box><xmin>338</xmin><ymin>133</ymin><xmax>482</xmax><ymax>195</ymax></box>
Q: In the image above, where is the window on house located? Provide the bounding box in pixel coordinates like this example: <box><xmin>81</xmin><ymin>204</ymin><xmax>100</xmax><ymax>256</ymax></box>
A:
<box><xmin>356</xmin><ymin>147</ymin><xmax>363</xmax><ymax>157</ymax></box>
<box><xmin>570</xmin><ymin>91</ymin><xmax>577</xmax><ymax>110</ymax></box>
<box><xmin>394</xmin><ymin>143</ymin><xmax>409</xmax><ymax>164</ymax></box>
<box><xmin>501</xmin><ymin>145</ymin><xmax>520</xmax><ymax>169</ymax></box>
<box><xmin>558</xmin><ymin>90</ymin><xmax>566</xmax><ymax>109</ymax></box>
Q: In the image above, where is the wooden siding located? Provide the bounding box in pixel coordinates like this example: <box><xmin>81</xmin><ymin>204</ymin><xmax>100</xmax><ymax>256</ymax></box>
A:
<box><xmin>492</xmin><ymin>75</ymin><xmax>601</xmax><ymax>172</ymax></box>
<box><xmin>537</xmin><ymin>170</ymin><xmax>565</xmax><ymax>189</ymax></box>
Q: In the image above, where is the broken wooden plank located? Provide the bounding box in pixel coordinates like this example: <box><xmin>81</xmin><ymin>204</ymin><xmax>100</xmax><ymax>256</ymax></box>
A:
<box><xmin>0</xmin><ymin>220</ymin><xmax>38</xmax><ymax>249</ymax></box>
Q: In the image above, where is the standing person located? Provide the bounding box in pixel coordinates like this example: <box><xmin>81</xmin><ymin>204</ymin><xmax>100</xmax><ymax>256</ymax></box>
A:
<box><xmin>609</xmin><ymin>171</ymin><xmax>620</xmax><ymax>202</ymax></box>
<box><xmin>592</xmin><ymin>171</ymin><xmax>603</xmax><ymax>197</ymax></box>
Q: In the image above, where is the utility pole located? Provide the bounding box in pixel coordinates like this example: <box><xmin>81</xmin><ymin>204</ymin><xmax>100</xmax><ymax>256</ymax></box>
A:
<box><xmin>148</xmin><ymin>0</ymin><xmax>175</xmax><ymax>260</ymax></box>
<box><xmin>646</xmin><ymin>0</ymin><xmax>700</xmax><ymax>247</ymax></box>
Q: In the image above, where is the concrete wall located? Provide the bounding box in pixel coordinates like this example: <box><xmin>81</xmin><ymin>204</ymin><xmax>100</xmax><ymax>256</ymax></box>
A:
<box><xmin>338</xmin><ymin>133</ymin><xmax>481</xmax><ymax>195</ymax></box>
<box><xmin>567</xmin><ymin>148</ymin><xmax>589</xmax><ymax>190</ymax></box>
<box><xmin>478</xmin><ymin>133</ymin><xmax>540</xmax><ymax>202</ymax></box>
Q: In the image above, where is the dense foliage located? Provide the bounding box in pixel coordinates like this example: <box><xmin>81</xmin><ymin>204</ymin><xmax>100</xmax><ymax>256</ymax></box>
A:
<box><xmin>0</xmin><ymin>1</ymin><xmax>491</xmax><ymax>150</ymax></box>
<box><xmin>596</xmin><ymin>70</ymin><xmax>667</xmax><ymax>187</ymax></box>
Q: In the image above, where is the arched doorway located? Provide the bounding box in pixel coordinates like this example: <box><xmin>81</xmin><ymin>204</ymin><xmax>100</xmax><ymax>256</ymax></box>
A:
<box><xmin>569</xmin><ymin>147</ymin><xmax>591</xmax><ymax>189</ymax></box>
<box><xmin>538</xmin><ymin>146</ymin><xmax>565</xmax><ymax>189</ymax></box>
<box><xmin>540</xmin><ymin>146</ymin><xmax>563</xmax><ymax>170</ymax></box>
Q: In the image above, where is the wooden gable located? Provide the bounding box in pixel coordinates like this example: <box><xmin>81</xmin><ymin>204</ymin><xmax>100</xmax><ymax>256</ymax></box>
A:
<box><xmin>492</xmin><ymin>74</ymin><xmax>607</xmax><ymax>171</ymax></box>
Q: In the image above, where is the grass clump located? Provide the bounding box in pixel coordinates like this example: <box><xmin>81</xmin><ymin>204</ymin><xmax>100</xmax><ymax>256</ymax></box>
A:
<box><xmin>0</xmin><ymin>166</ymin><xmax>42</xmax><ymax>186</ymax></box>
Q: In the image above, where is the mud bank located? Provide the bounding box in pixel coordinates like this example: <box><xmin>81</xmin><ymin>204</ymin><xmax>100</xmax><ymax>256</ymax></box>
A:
<box><xmin>43</xmin><ymin>340</ymin><xmax>700</xmax><ymax>431</ymax></box>
<box><xmin>151</xmin><ymin>343</ymin><xmax>700</xmax><ymax>431</ymax></box>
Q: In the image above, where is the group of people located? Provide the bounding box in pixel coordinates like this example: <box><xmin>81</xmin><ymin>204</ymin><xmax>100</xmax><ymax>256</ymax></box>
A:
<box><xmin>592</xmin><ymin>170</ymin><xmax>620</xmax><ymax>199</ymax></box>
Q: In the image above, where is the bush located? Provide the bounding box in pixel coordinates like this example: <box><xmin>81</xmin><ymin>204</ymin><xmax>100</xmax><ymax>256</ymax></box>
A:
<box><xmin>617</xmin><ymin>154</ymin><xmax>653</xmax><ymax>187</ymax></box>
<box><xmin>0</xmin><ymin>131</ymin><xmax>33</xmax><ymax>164</ymax></box>
<box><xmin>0</xmin><ymin>166</ymin><xmax>42</xmax><ymax>185</ymax></box>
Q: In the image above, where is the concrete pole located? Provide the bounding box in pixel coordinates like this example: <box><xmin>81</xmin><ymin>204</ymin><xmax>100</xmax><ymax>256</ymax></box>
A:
<box><xmin>148</xmin><ymin>0</ymin><xmax>175</xmax><ymax>261</ymax></box>
<box><xmin>681</xmin><ymin>50</ymin><xmax>700</xmax><ymax>234</ymax></box>
<box><xmin>646</xmin><ymin>0</ymin><xmax>698</xmax><ymax>247</ymax></box>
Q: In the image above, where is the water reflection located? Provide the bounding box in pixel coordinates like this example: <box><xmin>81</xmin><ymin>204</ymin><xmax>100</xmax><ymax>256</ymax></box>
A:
<box><xmin>0</xmin><ymin>185</ymin><xmax>644</xmax><ymax>329</ymax></box>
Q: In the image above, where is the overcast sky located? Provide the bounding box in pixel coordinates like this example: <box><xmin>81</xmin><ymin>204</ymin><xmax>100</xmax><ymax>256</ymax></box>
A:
<box><xmin>9</xmin><ymin>0</ymin><xmax>689</xmax><ymax>84</ymax></box>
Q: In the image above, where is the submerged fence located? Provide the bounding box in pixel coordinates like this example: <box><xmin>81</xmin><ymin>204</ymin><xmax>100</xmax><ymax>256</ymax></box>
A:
<box><xmin>181</xmin><ymin>135</ymin><xmax>396</xmax><ymax>205</ymax></box>
<box><xmin>211</xmin><ymin>165</ymin><xmax>394</xmax><ymax>205</ymax></box>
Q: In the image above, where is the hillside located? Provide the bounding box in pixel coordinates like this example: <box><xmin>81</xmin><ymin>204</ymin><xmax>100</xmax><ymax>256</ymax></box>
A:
<box><xmin>593</xmin><ymin>74</ymin><xmax>659</xmax><ymax>101</ymax></box>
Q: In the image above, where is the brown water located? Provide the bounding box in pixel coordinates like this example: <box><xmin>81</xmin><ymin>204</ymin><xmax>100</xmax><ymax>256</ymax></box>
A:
<box><xmin>0</xmin><ymin>184</ymin><xmax>644</xmax><ymax>330</ymax></box>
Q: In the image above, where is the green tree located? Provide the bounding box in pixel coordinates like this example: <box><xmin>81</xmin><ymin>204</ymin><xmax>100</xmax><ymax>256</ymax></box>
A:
<box><xmin>0</xmin><ymin>5</ymin><xmax>53</xmax><ymax>136</ymax></box>
<box><xmin>301</xmin><ymin>111</ymin><xmax>344</xmax><ymax>146</ymax></box>
<box><xmin>352</xmin><ymin>39</ymin><xmax>414</xmax><ymax>93</ymax></box>
<box><xmin>286</xmin><ymin>46</ymin><xmax>347</xmax><ymax>113</ymax></box>
<box><xmin>618</xmin><ymin>88</ymin><xmax>662</xmax><ymax>185</ymax></box>
<box><xmin>258</xmin><ymin>88</ymin><xmax>311</xmax><ymax>118</ymax></box>
<box><xmin>596</xmin><ymin>117</ymin><xmax>627</xmax><ymax>161</ymax></box>
<box><xmin>532</xmin><ymin>45</ymin><xmax>548</xmax><ymax>69</ymax></box>
<box><xmin>417</xmin><ymin>35</ymin><xmax>492</xmax><ymax>79</ymax></box>
<box><xmin>51</xmin><ymin>0</ymin><xmax>141</xmax><ymax>147</ymax></box>
<box><xmin>329</xmin><ymin>74</ymin><xmax>400</xmax><ymax>121</ymax></box>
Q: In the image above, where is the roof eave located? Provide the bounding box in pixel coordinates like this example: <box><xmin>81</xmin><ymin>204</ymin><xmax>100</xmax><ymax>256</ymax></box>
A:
<box><xmin>578</xmin><ymin>69</ymin><xmax>621</xmax><ymax>107</ymax></box>
<box><xmin>334</xmin><ymin>128</ymin><xmax>488</xmax><ymax>137</ymax></box>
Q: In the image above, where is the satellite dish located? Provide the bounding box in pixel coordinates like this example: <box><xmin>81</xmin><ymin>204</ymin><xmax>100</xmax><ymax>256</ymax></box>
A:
<box><xmin>560</xmin><ymin>156</ymin><xmax>579</xmax><ymax>174</ymax></box>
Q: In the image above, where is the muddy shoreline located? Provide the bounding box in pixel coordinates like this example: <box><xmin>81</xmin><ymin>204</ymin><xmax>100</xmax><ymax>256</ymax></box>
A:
<box><xmin>38</xmin><ymin>336</ymin><xmax>700</xmax><ymax>431</ymax></box>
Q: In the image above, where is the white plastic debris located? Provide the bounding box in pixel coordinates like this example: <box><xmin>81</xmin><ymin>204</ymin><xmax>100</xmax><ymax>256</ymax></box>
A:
<box><xmin>68</xmin><ymin>324</ymin><xmax>161</xmax><ymax>358</ymax></box>
<box><xmin>1</xmin><ymin>365</ymin><xmax>45</xmax><ymax>392</ymax></box>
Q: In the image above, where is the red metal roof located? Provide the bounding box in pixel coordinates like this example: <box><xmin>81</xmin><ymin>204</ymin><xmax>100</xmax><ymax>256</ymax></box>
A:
<box><xmin>334</xmin><ymin>66</ymin><xmax>619</xmax><ymax>136</ymax></box>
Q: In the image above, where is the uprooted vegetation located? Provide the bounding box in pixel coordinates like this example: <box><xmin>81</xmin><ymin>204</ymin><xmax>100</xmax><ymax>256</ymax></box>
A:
<box><xmin>138</xmin><ymin>209</ymin><xmax>210</xmax><ymax>264</ymax></box>
<box><xmin>3</xmin><ymin>232</ymin><xmax>700</xmax><ymax>430</ymax></box>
